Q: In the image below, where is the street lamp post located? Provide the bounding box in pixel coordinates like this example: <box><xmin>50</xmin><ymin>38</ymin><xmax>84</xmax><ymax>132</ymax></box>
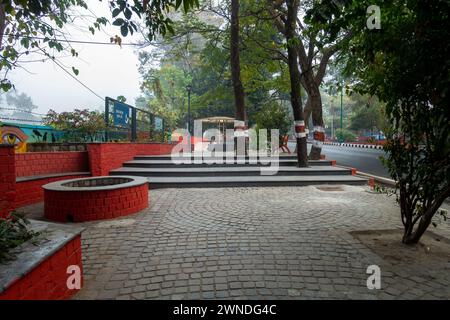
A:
<box><xmin>339</xmin><ymin>83</ymin><xmax>343</xmax><ymax>143</ymax></box>
<box><xmin>330</xmin><ymin>102</ymin><xmax>334</xmax><ymax>141</ymax></box>
<box><xmin>186</xmin><ymin>84</ymin><xmax>192</xmax><ymax>135</ymax></box>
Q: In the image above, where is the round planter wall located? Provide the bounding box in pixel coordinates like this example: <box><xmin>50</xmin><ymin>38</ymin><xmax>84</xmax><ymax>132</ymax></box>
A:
<box><xmin>43</xmin><ymin>176</ymin><xmax>148</xmax><ymax>222</ymax></box>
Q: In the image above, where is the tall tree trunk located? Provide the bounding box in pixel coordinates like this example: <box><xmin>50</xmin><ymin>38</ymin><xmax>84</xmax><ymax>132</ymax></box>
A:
<box><xmin>0</xmin><ymin>4</ymin><xmax>6</xmax><ymax>50</ymax></box>
<box><xmin>303</xmin><ymin>97</ymin><xmax>312</xmax><ymax>126</ymax></box>
<box><xmin>308</xmin><ymin>84</ymin><xmax>325</xmax><ymax>160</ymax></box>
<box><xmin>402</xmin><ymin>186</ymin><xmax>450</xmax><ymax>244</ymax></box>
<box><xmin>286</xmin><ymin>0</ymin><xmax>307</xmax><ymax>167</ymax></box>
<box><xmin>230</xmin><ymin>0</ymin><xmax>247</xmax><ymax>155</ymax></box>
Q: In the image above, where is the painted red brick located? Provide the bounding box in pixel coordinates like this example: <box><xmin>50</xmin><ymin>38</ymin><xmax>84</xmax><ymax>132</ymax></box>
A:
<box><xmin>14</xmin><ymin>174</ymin><xmax>89</xmax><ymax>208</ymax></box>
<box><xmin>1</xmin><ymin>143</ymin><xmax>171</xmax><ymax>213</ymax></box>
<box><xmin>15</xmin><ymin>151</ymin><xmax>88</xmax><ymax>177</ymax></box>
<box><xmin>0</xmin><ymin>146</ymin><xmax>16</xmax><ymax>219</ymax></box>
<box><xmin>87</xmin><ymin>143</ymin><xmax>174</xmax><ymax>176</ymax></box>
<box><xmin>0</xmin><ymin>235</ymin><xmax>83</xmax><ymax>300</ymax></box>
<box><xmin>44</xmin><ymin>183</ymin><xmax>148</xmax><ymax>222</ymax></box>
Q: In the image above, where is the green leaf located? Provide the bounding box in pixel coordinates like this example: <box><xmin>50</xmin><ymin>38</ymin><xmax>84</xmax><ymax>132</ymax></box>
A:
<box><xmin>72</xmin><ymin>67</ymin><xmax>79</xmax><ymax>76</ymax></box>
<box><xmin>120</xmin><ymin>25</ymin><xmax>128</xmax><ymax>37</ymax></box>
<box><xmin>124</xmin><ymin>8</ymin><xmax>132</xmax><ymax>20</ymax></box>
<box><xmin>70</xmin><ymin>48</ymin><xmax>78</xmax><ymax>57</ymax></box>
<box><xmin>112</xmin><ymin>8</ymin><xmax>121</xmax><ymax>18</ymax></box>
<box><xmin>112</xmin><ymin>18</ymin><xmax>124</xmax><ymax>26</ymax></box>
<box><xmin>20</xmin><ymin>37</ymin><xmax>30</xmax><ymax>49</ymax></box>
<box><xmin>166</xmin><ymin>23</ymin><xmax>174</xmax><ymax>35</ymax></box>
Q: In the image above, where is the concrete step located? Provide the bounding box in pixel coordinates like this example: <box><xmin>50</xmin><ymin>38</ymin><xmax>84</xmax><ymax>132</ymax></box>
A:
<box><xmin>142</xmin><ymin>175</ymin><xmax>368</xmax><ymax>189</ymax></box>
<box><xmin>110</xmin><ymin>165</ymin><xmax>352</xmax><ymax>177</ymax></box>
<box><xmin>134</xmin><ymin>154</ymin><xmax>299</xmax><ymax>161</ymax></box>
<box><xmin>123</xmin><ymin>159</ymin><xmax>334</xmax><ymax>168</ymax></box>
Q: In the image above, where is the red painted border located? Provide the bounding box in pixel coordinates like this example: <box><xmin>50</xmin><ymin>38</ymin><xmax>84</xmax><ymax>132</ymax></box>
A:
<box><xmin>88</xmin><ymin>143</ymin><xmax>174</xmax><ymax>176</ymax></box>
<box><xmin>44</xmin><ymin>183</ymin><xmax>148</xmax><ymax>222</ymax></box>
<box><xmin>14</xmin><ymin>175</ymin><xmax>89</xmax><ymax>208</ymax></box>
<box><xmin>0</xmin><ymin>143</ymin><xmax>172</xmax><ymax>218</ymax></box>
<box><xmin>0</xmin><ymin>235</ymin><xmax>83</xmax><ymax>300</ymax></box>
<box><xmin>15</xmin><ymin>152</ymin><xmax>88</xmax><ymax>177</ymax></box>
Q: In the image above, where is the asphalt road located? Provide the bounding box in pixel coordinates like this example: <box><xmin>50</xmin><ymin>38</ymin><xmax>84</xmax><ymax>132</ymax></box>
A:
<box><xmin>287</xmin><ymin>141</ymin><xmax>390</xmax><ymax>178</ymax></box>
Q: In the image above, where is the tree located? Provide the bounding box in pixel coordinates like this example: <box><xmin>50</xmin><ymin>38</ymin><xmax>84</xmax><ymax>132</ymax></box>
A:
<box><xmin>0</xmin><ymin>0</ymin><xmax>198</xmax><ymax>92</ymax></box>
<box><xmin>269</xmin><ymin>0</ymin><xmax>308</xmax><ymax>166</ymax></box>
<box><xmin>116</xmin><ymin>95</ymin><xmax>127</xmax><ymax>103</ymax></box>
<box><xmin>230</xmin><ymin>0</ymin><xmax>248</xmax><ymax>155</ymax></box>
<box><xmin>348</xmin><ymin>95</ymin><xmax>386</xmax><ymax>136</ymax></box>
<box><xmin>134</xmin><ymin>2</ymin><xmax>279</xmax><ymax>132</ymax></box>
<box><xmin>298</xmin><ymin>2</ymin><xmax>352</xmax><ymax>159</ymax></box>
<box><xmin>255</xmin><ymin>101</ymin><xmax>291</xmax><ymax>147</ymax></box>
<box><xmin>341</xmin><ymin>0</ymin><xmax>450</xmax><ymax>244</ymax></box>
<box><xmin>43</xmin><ymin>108</ymin><xmax>106</xmax><ymax>142</ymax></box>
<box><xmin>0</xmin><ymin>90</ymin><xmax>41</xmax><ymax>122</ymax></box>
<box><xmin>263</xmin><ymin>1</ymin><xmax>353</xmax><ymax>160</ymax></box>
<box><xmin>335</xmin><ymin>128</ymin><xmax>356</xmax><ymax>143</ymax></box>
<box><xmin>0</xmin><ymin>0</ymin><xmax>108</xmax><ymax>92</ymax></box>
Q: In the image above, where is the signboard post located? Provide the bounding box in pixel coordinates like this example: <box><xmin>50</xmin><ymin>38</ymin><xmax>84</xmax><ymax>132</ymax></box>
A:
<box><xmin>104</xmin><ymin>96</ymin><xmax>164</xmax><ymax>143</ymax></box>
<box><xmin>113</xmin><ymin>102</ymin><xmax>130</xmax><ymax>127</ymax></box>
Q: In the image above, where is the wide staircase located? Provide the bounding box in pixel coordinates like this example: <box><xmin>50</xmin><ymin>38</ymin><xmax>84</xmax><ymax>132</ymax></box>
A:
<box><xmin>110</xmin><ymin>154</ymin><xmax>368</xmax><ymax>188</ymax></box>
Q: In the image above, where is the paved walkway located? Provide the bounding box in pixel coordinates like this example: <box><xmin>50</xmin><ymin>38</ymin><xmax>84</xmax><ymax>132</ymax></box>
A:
<box><xmin>73</xmin><ymin>186</ymin><xmax>450</xmax><ymax>299</ymax></box>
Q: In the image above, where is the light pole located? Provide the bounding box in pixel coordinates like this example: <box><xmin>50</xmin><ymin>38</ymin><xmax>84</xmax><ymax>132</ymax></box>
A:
<box><xmin>330</xmin><ymin>102</ymin><xmax>334</xmax><ymax>141</ymax></box>
<box><xmin>339</xmin><ymin>83</ymin><xmax>343</xmax><ymax>143</ymax></box>
<box><xmin>186</xmin><ymin>84</ymin><xmax>192</xmax><ymax>135</ymax></box>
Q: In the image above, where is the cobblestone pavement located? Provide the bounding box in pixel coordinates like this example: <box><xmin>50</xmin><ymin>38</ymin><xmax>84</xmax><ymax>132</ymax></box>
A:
<box><xmin>74</xmin><ymin>186</ymin><xmax>450</xmax><ymax>300</ymax></box>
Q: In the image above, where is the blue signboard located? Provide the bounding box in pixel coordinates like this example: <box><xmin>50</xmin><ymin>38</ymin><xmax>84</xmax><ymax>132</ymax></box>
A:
<box><xmin>154</xmin><ymin>117</ymin><xmax>163</xmax><ymax>131</ymax></box>
<box><xmin>113</xmin><ymin>102</ymin><xmax>130</xmax><ymax>127</ymax></box>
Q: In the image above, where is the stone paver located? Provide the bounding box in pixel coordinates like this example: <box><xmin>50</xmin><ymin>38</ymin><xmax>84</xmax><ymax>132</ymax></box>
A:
<box><xmin>73</xmin><ymin>185</ymin><xmax>450</xmax><ymax>299</ymax></box>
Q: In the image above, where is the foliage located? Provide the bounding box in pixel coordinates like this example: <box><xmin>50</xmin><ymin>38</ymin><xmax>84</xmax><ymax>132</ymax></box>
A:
<box><xmin>335</xmin><ymin>128</ymin><xmax>356</xmax><ymax>142</ymax></box>
<box><xmin>0</xmin><ymin>0</ymin><xmax>108</xmax><ymax>92</ymax></box>
<box><xmin>135</xmin><ymin>0</ymin><xmax>293</xmax><ymax>131</ymax></box>
<box><xmin>109</xmin><ymin>0</ymin><xmax>199</xmax><ymax>40</ymax></box>
<box><xmin>347</xmin><ymin>94</ymin><xmax>387</xmax><ymax>133</ymax></box>
<box><xmin>0</xmin><ymin>90</ymin><xmax>41</xmax><ymax>122</ymax></box>
<box><xmin>43</xmin><ymin>108</ymin><xmax>106</xmax><ymax>142</ymax></box>
<box><xmin>254</xmin><ymin>101</ymin><xmax>291</xmax><ymax>142</ymax></box>
<box><xmin>116</xmin><ymin>95</ymin><xmax>127</xmax><ymax>103</ymax></box>
<box><xmin>341</xmin><ymin>0</ymin><xmax>450</xmax><ymax>244</ymax></box>
<box><xmin>0</xmin><ymin>0</ymin><xmax>199</xmax><ymax>92</ymax></box>
<box><xmin>0</xmin><ymin>212</ymin><xmax>42</xmax><ymax>264</ymax></box>
<box><xmin>5</xmin><ymin>91</ymin><xmax>37</xmax><ymax>112</ymax></box>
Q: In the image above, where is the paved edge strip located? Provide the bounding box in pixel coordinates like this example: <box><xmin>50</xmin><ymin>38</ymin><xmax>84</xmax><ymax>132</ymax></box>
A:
<box><xmin>324</xmin><ymin>142</ymin><xmax>384</xmax><ymax>150</ymax></box>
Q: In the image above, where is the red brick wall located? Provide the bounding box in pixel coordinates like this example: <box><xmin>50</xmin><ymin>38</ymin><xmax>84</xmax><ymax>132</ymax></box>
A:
<box><xmin>0</xmin><ymin>235</ymin><xmax>83</xmax><ymax>300</ymax></box>
<box><xmin>88</xmin><ymin>143</ymin><xmax>174</xmax><ymax>176</ymax></box>
<box><xmin>0</xmin><ymin>146</ymin><xmax>16</xmax><ymax>219</ymax></box>
<box><xmin>15</xmin><ymin>151</ymin><xmax>88</xmax><ymax>177</ymax></box>
<box><xmin>44</xmin><ymin>183</ymin><xmax>148</xmax><ymax>222</ymax></box>
<box><xmin>15</xmin><ymin>174</ymin><xmax>90</xmax><ymax>208</ymax></box>
<box><xmin>0</xmin><ymin>143</ymin><xmax>170</xmax><ymax>212</ymax></box>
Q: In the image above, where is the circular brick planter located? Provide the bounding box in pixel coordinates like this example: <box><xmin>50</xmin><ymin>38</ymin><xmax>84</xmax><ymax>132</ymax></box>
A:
<box><xmin>43</xmin><ymin>176</ymin><xmax>148</xmax><ymax>222</ymax></box>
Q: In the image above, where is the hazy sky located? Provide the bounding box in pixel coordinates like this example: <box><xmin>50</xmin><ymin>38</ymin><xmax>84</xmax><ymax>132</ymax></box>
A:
<box><xmin>8</xmin><ymin>1</ymin><xmax>147</xmax><ymax>115</ymax></box>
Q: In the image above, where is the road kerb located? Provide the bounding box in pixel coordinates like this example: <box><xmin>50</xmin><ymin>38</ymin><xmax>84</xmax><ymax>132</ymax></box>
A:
<box><xmin>335</xmin><ymin>164</ymin><xmax>395</xmax><ymax>187</ymax></box>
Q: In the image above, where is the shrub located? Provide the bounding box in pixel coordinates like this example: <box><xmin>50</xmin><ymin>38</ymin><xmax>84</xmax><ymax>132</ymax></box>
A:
<box><xmin>0</xmin><ymin>212</ymin><xmax>42</xmax><ymax>264</ymax></box>
<box><xmin>335</xmin><ymin>128</ymin><xmax>356</xmax><ymax>142</ymax></box>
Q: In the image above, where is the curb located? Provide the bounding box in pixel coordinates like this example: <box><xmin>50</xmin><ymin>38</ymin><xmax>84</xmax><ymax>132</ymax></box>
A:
<box><xmin>335</xmin><ymin>164</ymin><xmax>395</xmax><ymax>187</ymax></box>
<box><xmin>335</xmin><ymin>164</ymin><xmax>450</xmax><ymax>205</ymax></box>
<box><xmin>324</xmin><ymin>142</ymin><xmax>384</xmax><ymax>150</ymax></box>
